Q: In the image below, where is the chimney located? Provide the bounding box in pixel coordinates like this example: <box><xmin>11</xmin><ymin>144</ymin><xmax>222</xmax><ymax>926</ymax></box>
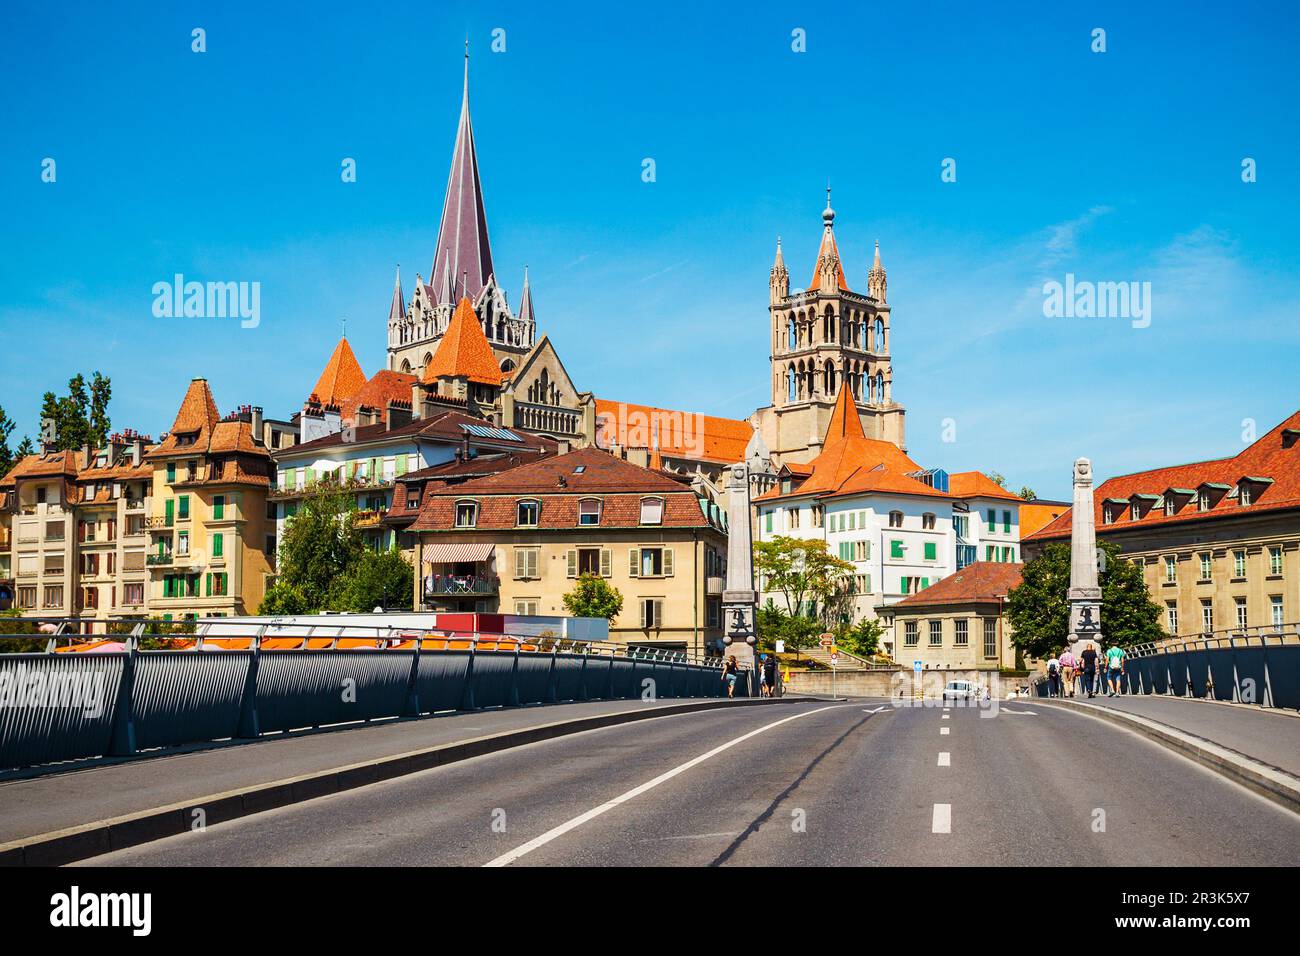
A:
<box><xmin>132</xmin><ymin>436</ymin><xmax>145</xmax><ymax>466</ymax></box>
<box><xmin>251</xmin><ymin>406</ymin><xmax>264</xmax><ymax>445</ymax></box>
<box><xmin>461</xmin><ymin>431</ymin><xmax>471</xmax><ymax>461</ymax></box>
<box><xmin>82</xmin><ymin>442</ymin><xmax>92</xmax><ymax>468</ymax></box>
<box><xmin>410</xmin><ymin>382</ymin><xmax>425</xmax><ymax>420</ymax></box>
<box><xmin>386</xmin><ymin>400</ymin><xmax>412</xmax><ymax>430</ymax></box>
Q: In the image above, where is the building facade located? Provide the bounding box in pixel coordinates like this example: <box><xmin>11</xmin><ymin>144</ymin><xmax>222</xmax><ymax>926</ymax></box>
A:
<box><xmin>1024</xmin><ymin>411</ymin><xmax>1300</xmax><ymax>637</ymax></box>
<box><xmin>408</xmin><ymin>447</ymin><xmax>728</xmax><ymax>656</ymax></box>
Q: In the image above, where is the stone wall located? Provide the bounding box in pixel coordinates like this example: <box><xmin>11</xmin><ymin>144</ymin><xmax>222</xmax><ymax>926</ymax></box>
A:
<box><xmin>786</xmin><ymin>667</ymin><xmax>1033</xmax><ymax>699</ymax></box>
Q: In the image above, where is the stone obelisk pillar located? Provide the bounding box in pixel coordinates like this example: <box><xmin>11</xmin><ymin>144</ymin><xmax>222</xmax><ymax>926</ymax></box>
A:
<box><xmin>1067</xmin><ymin>457</ymin><xmax>1103</xmax><ymax>655</ymax></box>
<box><xmin>721</xmin><ymin>462</ymin><xmax>757</xmax><ymax>674</ymax></box>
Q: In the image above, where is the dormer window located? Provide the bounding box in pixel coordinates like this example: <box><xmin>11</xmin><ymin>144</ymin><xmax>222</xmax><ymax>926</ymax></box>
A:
<box><xmin>1239</xmin><ymin>484</ymin><xmax>1252</xmax><ymax>507</ymax></box>
<box><xmin>517</xmin><ymin>499</ymin><xmax>540</xmax><ymax>527</ymax></box>
<box><xmin>1198</xmin><ymin>491</ymin><xmax>1210</xmax><ymax>512</ymax></box>
<box><xmin>1103</xmin><ymin>505</ymin><xmax>1115</xmax><ymax>524</ymax></box>
<box><xmin>639</xmin><ymin>497</ymin><xmax>664</xmax><ymax>525</ymax></box>
<box><xmin>578</xmin><ymin>498</ymin><xmax>602</xmax><ymax>526</ymax></box>
<box><xmin>1163</xmin><ymin>497</ymin><xmax>1175</xmax><ymax>517</ymax></box>
<box><xmin>454</xmin><ymin>500</ymin><xmax>478</xmax><ymax>528</ymax></box>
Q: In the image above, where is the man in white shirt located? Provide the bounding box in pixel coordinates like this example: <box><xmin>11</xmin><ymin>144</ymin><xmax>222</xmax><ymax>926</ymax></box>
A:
<box><xmin>1045</xmin><ymin>654</ymin><xmax>1062</xmax><ymax>697</ymax></box>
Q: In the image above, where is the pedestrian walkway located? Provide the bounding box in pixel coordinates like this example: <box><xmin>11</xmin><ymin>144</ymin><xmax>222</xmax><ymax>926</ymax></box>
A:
<box><xmin>0</xmin><ymin>697</ymin><xmax>792</xmax><ymax>848</ymax></box>
<box><xmin>1060</xmin><ymin>694</ymin><xmax>1300</xmax><ymax>779</ymax></box>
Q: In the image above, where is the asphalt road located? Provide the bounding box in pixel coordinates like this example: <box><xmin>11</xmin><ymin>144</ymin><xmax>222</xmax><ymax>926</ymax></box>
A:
<box><xmin>82</xmin><ymin>698</ymin><xmax>1300</xmax><ymax>866</ymax></box>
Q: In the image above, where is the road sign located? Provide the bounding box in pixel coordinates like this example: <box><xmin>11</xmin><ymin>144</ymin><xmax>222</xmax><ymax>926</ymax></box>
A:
<box><xmin>775</xmin><ymin>640</ymin><xmax>785</xmax><ymax>654</ymax></box>
<box><xmin>913</xmin><ymin>660</ymin><xmax>923</xmax><ymax>673</ymax></box>
<box><xmin>819</xmin><ymin>633</ymin><xmax>834</xmax><ymax>648</ymax></box>
<box><xmin>830</xmin><ymin>653</ymin><xmax>839</xmax><ymax>665</ymax></box>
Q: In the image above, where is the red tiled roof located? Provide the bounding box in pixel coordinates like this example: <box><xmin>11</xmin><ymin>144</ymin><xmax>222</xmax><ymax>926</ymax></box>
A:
<box><xmin>890</xmin><ymin>562</ymin><xmax>1024</xmax><ymax>608</ymax></box>
<box><xmin>422</xmin><ymin>297</ymin><xmax>502</xmax><ymax>387</ymax></box>
<box><xmin>755</xmin><ymin>385</ymin><xmax>944</xmax><ymax>502</ymax></box>
<box><xmin>595</xmin><ymin>399</ymin><xmax>752</xmax><ymax>465</ymax></box>
<box><xmin>1019</xmin><ymin>501</ymin><xmax>1070</xmax><ymax>538</ymax></box>
<box><xmin>310</xmin><ymin>337</ymin><xmax>367</xmax><ymax>407</ymax></box>
<box><xmin>1027</xmin><ymin>410</ymin><xmax>1300</xmax><ymax>541</ymax></box>
<box><xmin>341</xmin><ymin>370</ymin><xmax>418</xmax><ymax>421</ymax></box>
<box><xmin>148</xmin><ymin>379</ymin><xmax>222</xmax><ymax>457</ymax></box>
<box><xmin>949</xmin><ymin>471</ymin><xmax>1023</xmax><ymax>502</ymax></box>
<box><xmin>1</xmin><ymin>450</ymin><xmax>82</xmax><ymax>487</ymax></box>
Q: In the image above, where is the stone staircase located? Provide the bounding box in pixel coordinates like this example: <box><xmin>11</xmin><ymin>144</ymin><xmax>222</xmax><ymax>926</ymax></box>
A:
<box><xmin>797</xmin><ymin>644</ymin><xmax>875</xmax><ymax>671</ymax></box>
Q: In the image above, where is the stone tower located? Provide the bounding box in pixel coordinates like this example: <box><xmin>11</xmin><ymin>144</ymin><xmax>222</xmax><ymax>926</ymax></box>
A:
<box><xmin>753</xmin><ymin>192</ymin><xmax>906</xmax><ymax>466</ymax></box>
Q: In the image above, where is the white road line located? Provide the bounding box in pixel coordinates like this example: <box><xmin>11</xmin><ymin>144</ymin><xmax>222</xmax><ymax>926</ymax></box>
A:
<box><xmin>932</xmin><ymin>803</ymin><xmax>952</xmax><ymax>833</ymax></box>
<box><xmin>1002</xmin><ymin>708</ymin><xmax>1038</xmax><ymax>715</ymax></box>
<box><xmin>483</xmin><ymin>704</ymin><xmax>845</xmax><ymax>867</ymax></box>
<box><xmin>863</xmin><ymin>706</ymin><xmax>887</xmax><ymax>713</ymax></box>
<box><xmin>940</xmin><ymin>726</ymin><xmax>950</xmax><ymax>735</ymax></box>
<box><xmin>937</xmin><ymin>752</ymin><xmax>950</xmax><ymax>767</ymax></box>
<box><xmin>942</xmin><ymin>713</ymin><xmax>950</xmax><ymax>719</ymax></box>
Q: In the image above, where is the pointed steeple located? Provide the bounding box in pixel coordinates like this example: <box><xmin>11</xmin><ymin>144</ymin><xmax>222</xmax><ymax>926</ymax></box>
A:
<box><xmin>388</xmin><ymin>266</ymin><xmax>405</xmax><ymax>322</ymax></box>
<box><xmin>311</xmin><ymin>337</ymin><xmax>368</xmax><ymax>407</ymax></box>
<box><xmin>517</xmin><ymin>266</ymin><xmax>535</xmax><ymax>325</ymax></box>
<box><xmin>422</xmin><ymin>297</ymin><xmax>503</xmax><ymax>386</ymax></box>
<box><xmin>824</xmin><ymin>381</ymin><xmax>866</xmax><ymax>447</ymax></box>
<box><xmin>868</xmin><ymin>239</ymin><xmax>887</xmax><ymax>301</ymax></box>
<box><xmin>769</xmin><ymin>236</ymin><xmax>789</xmax><ymax>303</ymax></box>
<box><xmin>429</xmin><ymin>46</ymin><xmax>495</xmax><ymax>304</ymax></box>
<box><xmin>436</xmin><ymin>250</ymin><xmax>456</xmax><ymax>306</ymax></box>
<box><xmin>809</xmin><ymin>188</ymin><xmax>849</xmax><ymax>293</ymax></box>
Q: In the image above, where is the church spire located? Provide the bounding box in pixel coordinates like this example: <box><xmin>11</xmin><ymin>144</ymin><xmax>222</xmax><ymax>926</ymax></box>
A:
<box><xmin>429</xmin><ymin>44</ymin><xmax>495</xmax><ymax>304</ymax></box>
<box><xmin>388</xmin><ymin>265</ymin><xmax>405</xmax><ymax>322</ymax></box>
<box><xmin>769</xmin><ymin>236</ymin><xmax>789</xmax><ymax>304</ymax></box>
<box><xmin>517</xmin><ymin>266</ymin><xmax>535</xmax><ymax>325</ymax></box>
<box><xmin>809</xmin><ymin>189</ymin><xmax>849</xmax><ymax>293</ymax></box>
<box><xmin>868</xmin><ymin>239</ymin><xmax>887</xmax><ymax>301</ymax></box>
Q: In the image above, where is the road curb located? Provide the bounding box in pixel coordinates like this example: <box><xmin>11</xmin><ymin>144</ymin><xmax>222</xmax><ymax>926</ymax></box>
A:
<box><xmin>1041</xmin><ymin>699</ymin><xmax>1300</xmax><ymax>815</ymax></box>
<box><xmin>0</xmin><ymin>696</ymin><xmax>805</xmax><ymax>867</ymax></box>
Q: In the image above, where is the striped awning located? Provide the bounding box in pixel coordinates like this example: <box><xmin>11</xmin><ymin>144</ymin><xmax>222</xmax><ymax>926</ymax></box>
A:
<box><xmin>422</xmin><ymin>542</ymin><xmax>495</xmax><ymax>564</ymax></box>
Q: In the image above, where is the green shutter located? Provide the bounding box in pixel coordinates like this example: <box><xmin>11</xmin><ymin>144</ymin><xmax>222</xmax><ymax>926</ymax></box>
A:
<box><xmin>179</xmin><ymin>495</ymin><xmax>189</xmax><ymax>520</ymax></box>
<box><xmin>213</xmin><ymin>533</ymin><xmax>223</xmax><ymax>558</ymax></box>
<box><xmin>167</xmin><ymin>462</ymin><xmax>176</xmax><ymax>483</ymax></box>
<box><xmin>891</xmin><ymin>540</ymin><xmax>904</xmax><ymax>559</ymax></box>
<box><xmin>213</xmin><ymin>495</ymin><xmax>224</xmax><ymax>520</ymax></box>
<box><xmin>205</xmin><ymin>573</ymin><xmax>212</xmax><ymax>597</ymax></box>
<box><xmin>765</xmin><ymin>511</ymin><xmax>773</xmax><ymax>533</ymax></box>
<box><xmin>924</xmin><ymin>541</ymin><xmax>937</xmax><ymax>561</ymax></box>
<box><xmin>164</xmin><ymin>499</ymin><xmax>174</xmax><ymax>526</ymax></box>
<box><xmin>1003</xmin><ymin>510</ymin><xmax>1011</xmax><ymax>533</ymax></box>
<box><xmin>986</xmin><ymin>509</ymin><xmax>995</xmax><ymax>532</ymax></box>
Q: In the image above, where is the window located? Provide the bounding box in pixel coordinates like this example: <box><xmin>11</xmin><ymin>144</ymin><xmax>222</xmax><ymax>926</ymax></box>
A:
<box><xmin>17</xmin><ymin>586</ymin><xmax>36</xmax><ymax>609</ymax></box>
<box><xmin>177</xmin><ymin>530</ymin><xmax>190</xmax><ymax>556</ymax></box>
<box><xmin>514</xmin><ymin>547</ymin><xmax>539</xmax><ymax>579</ymax></box>
<box><xmin>1164</xmin><ymin>497</ymin><xmax>1175</xmax><ymax>517</ymax></box>
<box><xmin>640</xmin><ymin>598</ymin><xmax>665</xmax><ymax>629</ymax></box>
<box><xmin>1002</xmin><ymin>510</ymin><xmax>1011</xmax><ymax>533</ymax></box>
<box><xmin>639</xmin><ymin>497</ymin><xmax>664</xmax><ymax>525</ymax></box>
<box><xmin>890</xmin><ymin>539</ymin><xmax>904</xmax><ymax>559</ymax></box>
<box><xmin>629</xmin><ymin>547</ymin><xmax>674</xmax><ymax>577</ymax></box>
<box><xmin>1233</xmin><ymin>550</ymin><xmax>1246</xmax><ymax>579</ymax></box>
<box><xmin>986</xmin><ymin>509</ymin><xmax>996</xmax><ymax>532</ymax></box>
<box><xmin>904</xmin><ymin>621</ymin><xmax>918</xmax><ymax>646</ymax></box>
<box><xmin>1239</xmin><ymin>484</ymin><xmax>1252</xmax><ymax>506</ymax></box>
<box><xmin>889</xmin><ymin>511</ymin><xmax>904</xmax><ymax>528</ymax></box>
<box><xmin>1166</xmin><ymin>602</ymin><xmax>1178</xmax><ymax>634</ymax></box>
<box><xmin>788</xmin><ymin>506</ymin><xmax>801</xmax><ymax>529</ymax></box>
<box><xmin>1271</xmin><ymin>596</ymin><xmax>1284</xmax><ymax>629</ymax></box>
<box><xmin>811</xmin><ymin>504</ymin><xmax>824</xmax><ymax>527</ymax></box>
<box><xmin>45</xmin><ymin>521</ymin><xmax>65</xmax><ymax>542</ymax></box>
<box><xmin>1103</xmin><ymin>505</ymin><xmax>1115</xmax><ymax>525</ymax></box>
<box><xmin>213</xmin><ymin>495</ymin><xmax>224</xmax><ymax>520</ymax></box>
<box><xmin>212</xmin><ymin>533</ymin><xmax>223</xmax><ymax>558</ymax></box>
<box><xmin>43</xmin><ymin>585</ymin><xmax>63</xmax><ymax>609</ymax></box>
<box><xmin>953</xmin><ymin>515</ymin><xmax>967</xmax><ymax>538</ymax></box>
<box><xmin>954</xmin><ymin>619</ymin><xmax>968</xmax><ymax>646</ymax></box>
<box><xmin>928</xmin><ymin>620</ymin><xmax>942</xmax><ymax>646</ymax></box>
<box><xmin>1198</xmin><ymin>491</ymin><xmax>1210</xmax><ymax>512</ymax></box>
<box><xmin>707</xmin><ymin>599</ymin><xmax>721</xmax><ymax>629</ymax></box>
<box><xmin>1199</xmin><ymin>552</ymin><xmax>1212</xmax><ymax>581</ymax></box>
<box><xmin>166</xmin><ymin>462</ymin><xmax>176</xmax><ymax>484</ymax></box>
<box><xmin>568</xmin><ymin>547</ymin><xmax>611</xmax><ymax>577</ymax></box>
<box><xmin>1269</xmin><ymin>546</ymin><xmax>1283</xmax><ymax>576</ymax></box>
<box><xmin>578</xmin><ymin>498</ymin><xmax>602</xmax><ymax>526</ymax></box>
<box><xmin>178</xmin><ymin>495</ymin><xmax>190</xmax><ymax>520</ymax></box>
<box><xmin>923</xmin><ymin>541</ymin><xmax>937</xmax><ymax>561</ymax></box>
<box><xmin>764</xmin><ymin>511</ymin><xmax>773</xmax><ymax>533</ymax></box>
<box><xmin>514</xmin><ymin>599</ymin><xmax>540</xmax><ymax>616</ymax></box>
<box><xmin>1164</xmin><ymin>555</ymin><xmax>1177</xmax><ymax>583</ymax></box>
<box><xmin>516</xmin><ymin>500</ymin><xmax>539</xmax><ymax>527</ymax></box>
<box><xmin>407</xmin><ymin>492</ymin><xmax>421</xmax><ymax>510</ymax></box>
<box><xmin>1200</xmin><ymin>599</ymin><xmax>1214</xmax><ymax>633</ymax></box>
<box><xmin>1234</xmin><ymin>597</ymin><xmax>1248</xmax><ymax>630</ymax></box>
<box><xmin>124</xmin><ymin>583</ymin><xmax>144</xmax><ymax>606</ymax></box>
<box><xmin>922</xmin><ymin>513</ymin><xmax>936</xmax><ymax>530</ymax></box>
<box><xmin>986</xmin><ymin>545</ymin><xmax>996</xmax><ymax>561</ymax></box>
<box><xmin>983</xmin><ymin>618</ymin><xmax>997</xmax><ymax>659</ymax></box>
<box><xmin>454</xmin><ymin>500</ymin><xmax>478</xmax><ymax>528</ymax></box>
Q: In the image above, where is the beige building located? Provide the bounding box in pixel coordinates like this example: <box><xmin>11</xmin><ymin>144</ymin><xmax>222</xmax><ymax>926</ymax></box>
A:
<box><xmin>1024</xmin><ymin>411</ymin><xmax>1300</xmax><ymax>637</ymax></box>
<box><xmin>752</xmin><ymin>193</ymin><xmax>905</xmax><ymax>467</ymax></box>
<box><xmin>877</xmin><ymin>562</ymin><xmax>1024</xmax><ymax>671</ymax></box>
<box><xmin>409</xmin><ymin>446</ymin><xmax>728</xmax><ymax>656</ymax></box>
<box><xmin>145</xmin><ymin>379</ymin><xmax>275</xmax><ymax>619</ymax></box>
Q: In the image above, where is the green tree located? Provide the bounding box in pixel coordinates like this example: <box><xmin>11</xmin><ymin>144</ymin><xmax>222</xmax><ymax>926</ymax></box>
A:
<box><xmin>89</xmin><ymin>372</ymin><xmax>112</xmax><ymax>446</ymax></box>
<box><xmin>1017</xmin><ymin>486</ymin><xmax>1036</xmax><ymax>501</ymax></box>
<box><xmin>332</xmin><ymin>546</ymin><xmax>414</xmax><ymax>612</ymax></box>
<box><xmin>260</xmin><ymin>486</ymin><xmax>364</xmax><ymax>613</ymax></box>
<box><xmin>753</xmin><ymin>535</ymin><xmax>854</xmax><ymax>617</ymax></box>
<box><xmin>755</xmin><ymin>600</ymin><xmax>822</xmax><ymax>658</ymax></box>
<box><xmin>14</xmin><ymin>436</ymin><xmax>34</xmax><ymax>458</ymax></box>
<box><xmin>37</xmin><ymin>372</ymin><xmax>112</xmax><ymax>452</ymax></box>
<box><xmin>835</xmin><ymin>616</ymin><xmax>885</xmax><ymax>659</ymax></box>
<box><xmin>0</xmin><ymin>609</ymin><xmax>44</xmax><ymax>653</ymax></box>
<box><xmin>0</xmin><ymin>403</ymin><xmax>16</xmax><ymax>477</ymax></box>
<box><xmin>562</xmin><ymin>573</ymin><xmax>624</xmax><ymax>621</ymax></box>
<box><xmin>1006</xmin><ymin>540</ymin><xmax>1163</xmax><ymax>659</ymax></box>
<box><xmin>987</xmin><ymin>472</ymin><xmax>1007</xmax><ymax>488</ymax></box>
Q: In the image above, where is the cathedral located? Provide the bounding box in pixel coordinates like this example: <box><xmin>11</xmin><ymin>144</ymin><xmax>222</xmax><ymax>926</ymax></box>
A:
<box><xmin>750</xmin><ymin>192</ymin><xmax>906</xmax><ymax>468</ymax></box>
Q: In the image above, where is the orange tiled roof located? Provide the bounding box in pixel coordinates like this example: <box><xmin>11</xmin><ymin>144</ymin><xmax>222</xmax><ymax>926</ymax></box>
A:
<box><xmin>422</xmin><ymin>297</ymin><xmax>502</xmax><ymax>387</ymax></box>
<box><xmin>310</xmin><ymin>337</ymin><xmax>367</xmax><ymax>406</ymax></box>
<box><xmin>594</xmin><ymin>398</ymin><xmax>752</xmax><ymax>465</ymax></box>
<box><xmin>148</xmin><ymin>379</ymin><xmax>221</xmax><ymax>457</ymax></box>
<box><xmin>890</xmin><ymin>562</ymin><xmax>1024</xmax><ymax>609</ymax></box>
<box><xmin>755</xmin><ymin>385</ymin><xmax>943</xmax><ymax>502</ymax></box>
<box><xmin>0</xmin><ymin>450</ymin><xmax>82</xmax><ymax>487</ymax></box>
<box><xmin>949</xmin><ymin>471</ymin><xmax>1023</xmax><ymax>502</ymax></box>
<box><xmin>1019</xmin><ymin>501</ymin><xmax>1069</xmax><ymax>538</ymax></box>
<box><xmin>1026</xmin><ymin>410</ymin><xmax>1300</xmax><ymax>541</ymax></box>
<box><xmin>341</xmin><ymin>370</ymin><xmax>418</xmax><ymax>421</ymax></box>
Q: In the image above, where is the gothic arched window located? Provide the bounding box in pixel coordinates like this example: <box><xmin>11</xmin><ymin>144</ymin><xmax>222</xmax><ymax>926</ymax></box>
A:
<box><xmin>786</xmin><ymin>366</ymin><xmax>796</xmax><ymax>403</ymax></box>
<box><xmin>875</xmin><ymin>319</ymin><xmax>885</xmax><ymax>352</ymax></box>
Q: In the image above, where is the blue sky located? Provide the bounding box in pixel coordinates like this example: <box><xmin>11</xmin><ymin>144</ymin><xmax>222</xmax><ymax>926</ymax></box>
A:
<box><xmin>2</xmin><ymin>0</ymin><xmax>1297</xmax><ymax>499</ymax></box>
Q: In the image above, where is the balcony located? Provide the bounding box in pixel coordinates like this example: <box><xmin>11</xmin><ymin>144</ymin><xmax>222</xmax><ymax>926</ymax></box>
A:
<box><xmin>354</xmin><ymin>508</ymin><xmax>386</xmax><ymax>528</ymax></box>
<box><xmin>423</xmin><ymin>572</ymin><xmax>499</xmax><ymax>597</ymax></box>
<box><xmin>125</xmin><ymin>498</ymin><xmax>146</xmax><ymax>512</ymax></box>
<box><xmin>706</xmin><ymin>576</ymin><xmax>724</xmax><ymax>596</ymax></box>
<box><xmin>146</xmin><ymin>515</ymin><xmax>172</xmax><ymax>530</ymax></box>
<box><xmin>513</xmin><ymin>401</ymin><xmax>580</xmax><ymax>436</ymax></box>
<box><xmin>147</xmin><ymin>552</ymin><xmax>175</xmax><ymax>567</ymax></box>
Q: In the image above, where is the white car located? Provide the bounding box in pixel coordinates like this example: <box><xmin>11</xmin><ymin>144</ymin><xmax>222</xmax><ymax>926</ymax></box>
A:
<box><xmin>942</xmin><ymin>680</ymin><xmax>979</xmax><ymax>701</ymax></box>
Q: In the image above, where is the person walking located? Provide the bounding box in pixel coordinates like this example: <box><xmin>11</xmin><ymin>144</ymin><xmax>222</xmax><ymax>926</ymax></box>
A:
<box><xmin>1045</xmin><ymin>652</ymin><xmax>1062</xmax><ymax>698</ymax></box>
<box><xmin>757</xmin><ymin>653</ymin><xmax>771</xmax><ymax>698</ymax></box>
<box><xmin>1059</xmin><ymin>647</ymin><xmax>1078</xmax><ymax>698</ymax></box>
<box><xmin>1105</xmin><ymin>644</ymin><xmax>1126</xmax><ymax>696</ymax></box>
<box><xmin>763</xmin><ymin>653</ymin><xmax>779</xmax><ymax>698</ymax></box>
<box><xmin>722</xmin><ymin>655</ymin><xmax>739</xmax><ymax>698</ymax></box>
<box><xmin>1079</xmin><ymin>642</ymin><xmax>1099</xmax><ymax>698</ymax></box>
